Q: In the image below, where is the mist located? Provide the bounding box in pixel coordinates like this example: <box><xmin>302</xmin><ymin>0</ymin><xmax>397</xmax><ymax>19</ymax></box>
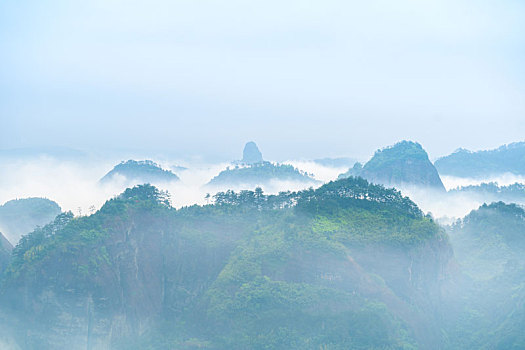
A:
<box><xmin>2</xmin><ymin>153</ymin><xmax>524</xmax><ymax>228</ymax></box>
<box><xmin>2</xmin><ymin>0</ymin><xmax>525</xmax><ymax>348</ymax></box>
<box><xmin>0</xmin><ymin>156</ymin><xmax>338</xmax><ymax>215</ymax></box>
<box><xmin>391</xmin><ymin>174</ymin><xmax>525</xmax><ymax>223</ymax></box>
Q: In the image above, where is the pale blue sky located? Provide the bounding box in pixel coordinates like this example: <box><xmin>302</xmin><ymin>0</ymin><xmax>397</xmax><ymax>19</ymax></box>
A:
<box><xmin>1</xmin><ymin>0</ymin><xmax>524</xmax><ymax>161</ymax></box>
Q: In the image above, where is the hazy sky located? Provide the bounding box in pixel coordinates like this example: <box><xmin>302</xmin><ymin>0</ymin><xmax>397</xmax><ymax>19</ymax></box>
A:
<box><xmin>1</xmin><ymin>0</ymin><xmax>524</xmax><ymax>161</ymax></box>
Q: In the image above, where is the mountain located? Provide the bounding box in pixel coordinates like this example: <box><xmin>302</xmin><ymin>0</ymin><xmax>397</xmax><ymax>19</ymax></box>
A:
<box><xmin>0</xmin><ymin>180</ymin><xmax>453</xmax><ymax>349</ymax></box>
<box><xmin>339</xmin><ymin>141</ymin><xmax>446</xmax><ymax>192</ymax></box>
<box><xmin>434</xmin><ymin>141</ymin><xmax>525</xmax><ymax>178</ymax></box>
<box><xmin>449</xmin><ymin>182</ymin><xmax>525</xmax><ymax>205</ymax></box>
<box><xmin>100</xmin><ymin>160</ymin><xmax>180</xmax><ymax>184</ymax></box>
<box><xmin>210</xmin><ymin>143</ymin><xmax>318</xmax><ymax>187</ymax></box>
<box><xmin>242</xmin><ymin>141</ymin><xmax>263</xmax><ymax>164</ymax></box>
<box><xmin>0</xmin><ymin>232</ymin><xmax>12</xmax><ymax>273</ymax></box>
<box><xmin>208</xmin><ymin>162</ymin><xmax>318</xmax><ymax>187</ymax></box>
<box><xmin>449</xmin><ymin>202</ymin><xmax>525</xmax><ymax>280</ymax></box>
<box><xmin>444</xmin><ymin>202</ymin><xmax>525</xmax><ymax>349</ymax></box>
<box><xmin>170</xmin><ymin>165</ymin><xmax>188</xmax><ymax>173</ymax></box>
<box><xmin>0</xmin><ymin>198</ymin><xmax>61</xmax><ymax>244</ymax></box>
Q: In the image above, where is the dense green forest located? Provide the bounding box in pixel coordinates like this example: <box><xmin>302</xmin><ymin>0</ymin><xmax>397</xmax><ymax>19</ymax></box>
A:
<box><xmin>1</xmin><ymin>177</ymin><xmax>525</xmax><ymax>349</ymax></box>
<box><xmin>444</xmin><ymin>202</ymin><xmax>525</xmax><ymax>349</ymax></box>
<box><xmin>0</xmin><ymin>178</ymin><xmax>451</xmax><ymax>349</ymax></box>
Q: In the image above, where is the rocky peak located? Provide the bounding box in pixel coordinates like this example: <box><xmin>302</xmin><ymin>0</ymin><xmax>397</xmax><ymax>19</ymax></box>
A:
<box><xmin>242</xmin><ymin>141</ymin><xmax>263</xmax><ymax>164</ymax></box>
<box><xmin>340</xmin><ymin>141</ymin><xmax>446</xmax><ymax>191</ymax></box>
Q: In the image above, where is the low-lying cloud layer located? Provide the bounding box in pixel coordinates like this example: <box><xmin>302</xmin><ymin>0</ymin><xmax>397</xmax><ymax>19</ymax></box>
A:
<box><xmin>2</xmin><ymin>156</ymin><xmax>525</xmax><ymax>237</ymax></box>
<box><xmin>441</xmin><ymin>174</ymin><xmax>525</xmax><ymax>190</ymax></box>
<box><xmin>0</xmin><ymin>157</ymin><xmax>328</xmax><ymax>215</ymax></box>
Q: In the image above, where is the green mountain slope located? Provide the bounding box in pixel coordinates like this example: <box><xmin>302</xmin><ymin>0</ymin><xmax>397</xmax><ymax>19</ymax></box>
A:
<box><xmin>444</xmin><ymin>202</ymin><xmax>525</xmax><ymax>349</ymax></box>
<box><xmin>208</xmin><ymin>161</ymin><xmax>318</xmax><ymax>187</ymax></box>
<box><xmin>0</xmin><ymin>179</ymin><xmax>453</xmax><ymax>349</ymax></box>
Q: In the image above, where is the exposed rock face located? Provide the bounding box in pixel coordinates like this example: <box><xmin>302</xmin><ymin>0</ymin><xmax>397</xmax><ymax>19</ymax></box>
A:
<box><xmin>312</xmin><ymin>157</ymin><xmax>357</xmax><ymax>168</ymax></box>
<box><xmin>340</xmin><ymin>141</ymin><xmax>446</xmax><ymax>192</ymax></box>
<box><xmin>242</xmin><ymin>141</ymin><xmax>263</xmax><ymax>164</ymax></box>
<box><xmin>209</xmin><ymin>142</ymin><xmax>317</xmax><ymax>187</ymax></box>
<box><xmin>0</xmin><ymin>232</ymin><xmax>12</xmax><ymax>273</ymax></box>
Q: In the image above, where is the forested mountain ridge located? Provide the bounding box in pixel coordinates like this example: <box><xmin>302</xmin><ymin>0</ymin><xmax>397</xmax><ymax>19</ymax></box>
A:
<box><xmin>435</xmin><ymin>141</ymin><xmax>525</xmax><ymax>178</ymax></box>
<box><xmin>210</xmin><ymin>142</ymin><xmax>318</xmax><ymax>187</ymax></box>
<box><xmin>208</xmin><ymin>161</ymin><xmax>318</xmax><ymax>186</ymax></box>
<box><xmin>0</xmin><ymin>179</ymin><xmax>454</xmax><ymax>349</ymax></box>
<box><xmin>449</xmin><ymin>182</ymin><xmax>525</xmax><ymax>205</ymax></box>
<box><xmin>100</xmin><ymin>160</ymin><xmax>180</xmax><ymax>184</ymax></box>
<box><xmin>448</xmin><ymin>202</ymin><xmax>525</xmax><ymax>280</ymax></box>
<box><xmin>444</xmin><ymin>202</ymin><xmax>525</xmax><ymax>349</ymax></box>
<box><xmin>339</xmin><ymin>141</ymin><xmax>446</xmax><ymax>191</ymax></box>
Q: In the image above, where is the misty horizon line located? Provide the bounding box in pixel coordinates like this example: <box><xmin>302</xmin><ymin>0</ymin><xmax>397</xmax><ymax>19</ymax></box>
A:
<box><xmin>2</xmin><ymin>138</ymin><xmax>525</xmax><ymax>164</ymax></box>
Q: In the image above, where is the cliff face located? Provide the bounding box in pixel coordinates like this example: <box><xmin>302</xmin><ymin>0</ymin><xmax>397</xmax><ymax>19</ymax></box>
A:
<box><xmin>0</xmin><ymin>233</ymin><xmax>12</xmax><ymax>273</ymax></box>
<box><xmin>340</xmin><ymin>141</ymin><xmax>446</xmax><ymax>192</ymax></box>
<box><xmin>242</xmin><ymin>141</ymin><xmax>263</xmax><ymax>164</ymax></box>
<box><xmin>209</xmin><ymin>142</ymin><xmax>317</xmax><ymax>187</ymax></box>
<box><xmin>0</xmin><ymin>181</ymin><xmax>455</xmax><ymax>349</ymax></box>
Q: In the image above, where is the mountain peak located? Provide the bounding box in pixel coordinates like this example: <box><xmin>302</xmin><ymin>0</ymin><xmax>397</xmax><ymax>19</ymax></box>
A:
<box><xmin>340</xmin><ymin>140</ymin><xmax>445</xmax><ymax>191</ymax></box>
<box><xmin>242</xmin><ymin>141</ymin><xmax>263</xmax><ymax>164</ymax></box>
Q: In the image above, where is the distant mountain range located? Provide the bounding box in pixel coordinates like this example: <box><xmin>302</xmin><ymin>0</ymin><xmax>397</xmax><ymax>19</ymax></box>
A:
<box><xmin>435</xmin><ymin>141</ymin><xmax>525</xmax><ymax>178</ymax></box>
<box><xmin>449</xmin><ymin>182</ymin><xmax>525</xmax><ymax>205</ymax></box>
